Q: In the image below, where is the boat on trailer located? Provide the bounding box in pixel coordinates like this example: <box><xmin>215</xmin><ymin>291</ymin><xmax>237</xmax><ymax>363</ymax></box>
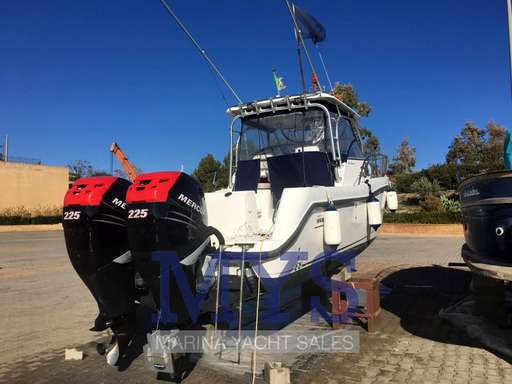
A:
<box><xmin>61</xmin><ymin>0</ymin><xmax>398</xmax><ymax>372</ymax></box>
<box><xmin>62</xmin><ymin>91</ymin><xmax>395</xmax><ymax>367</ymax></box>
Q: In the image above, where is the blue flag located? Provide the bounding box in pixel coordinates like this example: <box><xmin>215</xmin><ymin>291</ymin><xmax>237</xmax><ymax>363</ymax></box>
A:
<box><xmin>292</xmin><ymin>4</ymin><xmax>326</xmax><ymax>44</ymax></box>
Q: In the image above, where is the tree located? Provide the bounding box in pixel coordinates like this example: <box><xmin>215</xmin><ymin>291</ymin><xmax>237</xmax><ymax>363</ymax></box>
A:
<box><xmin>446</xmin><ymin>121</ymin><xmax>506</xmax><ymax>175</ymax></box>
<box><xmin>446</xmin><ymin>122</ymin><xmax>486</xmax><ymax>167</ymax></box>
<box><xmin>113</xmin><ymin>168</ymin><xmax>128</xmax><ymax>180</ymax></box>
<box><xmin>484</xmin><ymin>121</ymin><xmax>506</xmax><ymax>170</ymax></box>
<box><xmin>68</xmin><ymin>160</ymin><xmax>94</xmax><ymax>181</ymax></box>
<box><xmin>91</xmin><ymin>170</ymin><xmax>110</xmax><ymax>177</ymax></box>
<box><xmin>359</xmin><ymin>127</ymin><xmax>380</xmax><ymax>154</ymax></box>
<box><xmin>68</xmin><ymin>160</ymin><xmax>118</xmax><ymax>181</ymax></box>
<box><xmin>332</xmin><ymin>83</ymin><xmax>380</xmax><ymax>155</ymax></box>
<box><xmin>192</xmin><ymin>154</ymin><xmax>224</xmax><ymax>192</ymax></box>
<box><xmin>423</xmin><ymin>163</ymin><xmax>459</xmax><ymax>190</ymax></box>
<box><xmin>389</xmin><ymin>138</ymin><xmax>416</xmax><ymax>174</ymax></box>
<box><xmin>332</xmin><ymin>83</ymin><xmax>372</xmax><ymax>117</ymax></box>
<box><xmin>216</xmin><ymin>154</ymin><xmax>231</xmax><ymax>189</ymax></box>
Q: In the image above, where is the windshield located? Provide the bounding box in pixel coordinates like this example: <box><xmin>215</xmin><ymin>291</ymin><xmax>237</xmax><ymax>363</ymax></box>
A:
<box><xmin>238</xmin><ymin>109</ymin><xmax>326</xmax><ymax>161</ymax></box>
<box><xmin>337</xmin><ymin>117</ymin><xmax>363</xmax><ymax>158</ymax></box>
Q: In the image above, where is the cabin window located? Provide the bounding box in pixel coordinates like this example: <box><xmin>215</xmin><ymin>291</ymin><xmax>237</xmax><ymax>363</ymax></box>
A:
<box><xmin>239</xmin><ymin>109</ymin><xmax>326</xmax><ymax>161</ymax></box>
<box><xmin>337</xmin><ymin>118</ymin><xmax>363</xmax><ymax>158</ymax></box>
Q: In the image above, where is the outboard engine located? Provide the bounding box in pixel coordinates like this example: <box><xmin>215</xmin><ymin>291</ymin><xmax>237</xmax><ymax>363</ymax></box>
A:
<box><xmin>63</xmin><ymin>176</ymin><xmax>136</xmax><ymax>364</ymax></box>
<box><xmin>126</xmin><ymin>172</ymin><xmax>209</xmax><ymax>328</ymax></box>
<box><xmin>459</xmin><ymin>171</ymin><xmax>512</xmax><ymax>263</ymax></box>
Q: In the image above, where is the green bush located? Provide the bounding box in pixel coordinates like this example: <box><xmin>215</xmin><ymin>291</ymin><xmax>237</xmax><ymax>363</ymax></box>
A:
<box><xmin>391</xmin><ymin>163</ymin><xmax>484</xmax><ymax>193</ymax></box>
<box><xmin>0</xmin><ymin>206</ymin><xmax>62</xmax><ymax>225</ymax></box>
<box><xmin>422</xmin><ymin>194</ymin><xmax>443</xmax><ymax>211</ymax></box>
<box><xmin>440</xmin><ymin>195</ymin><xmax>461</xmax><ymax>213</ymax></box>
<box><xmin>422</xmin><ymin>164</ymin><xmax>459</xmax><ymax>190</ymax></box>
<box><xmin>390</xmin><ymin>172</ymin><xmax>424</xmax><ymax>193</ymax></box>
<box><xmin>0</xmin><ymin>216</ymin><xmax>62</xmax><ymax>225</ymax></box>
<box><xmin>384</xmin><ymin>211</ymin><xmax>462</xmax><ymax>224</ymax></box>
<box><xmin>410</xmin><ymin>177</ymin><xmax>441</xmax><ymax>200</ymax></box>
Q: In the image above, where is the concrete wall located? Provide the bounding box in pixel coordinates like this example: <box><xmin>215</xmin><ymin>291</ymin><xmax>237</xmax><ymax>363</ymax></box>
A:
<box><xmin>0</xmin><ymin>162</ymin><xmax>68</xmax><ymax>212</ymax></box>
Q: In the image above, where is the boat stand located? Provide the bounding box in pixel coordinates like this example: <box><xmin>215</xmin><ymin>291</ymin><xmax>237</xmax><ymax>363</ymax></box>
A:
<box><xmin>461</xmin><ymin>244</ymin><xmax>512</xmax><ymax>327</ymax></box>
<box><xmin>331</xmin><ymin>271</ymin><xmax>382</xmax><ymax>333</ymax></box>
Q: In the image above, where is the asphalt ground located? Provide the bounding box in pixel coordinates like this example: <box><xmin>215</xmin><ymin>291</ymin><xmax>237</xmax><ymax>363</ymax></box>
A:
<box><xmin>1</xmin><ymin>231</ymin><xmax>511</xmax><ymax>383</ymax></box>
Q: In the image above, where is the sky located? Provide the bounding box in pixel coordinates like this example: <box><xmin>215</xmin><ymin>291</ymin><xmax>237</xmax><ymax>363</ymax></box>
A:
<box><xmin>1</xmin><ymin>0</ymin><xmax>511</xmax><ymax>173</ymax></box>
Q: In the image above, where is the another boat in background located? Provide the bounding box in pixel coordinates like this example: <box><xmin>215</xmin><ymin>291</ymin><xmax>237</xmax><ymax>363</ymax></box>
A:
<box><xmin>459</xmin><ymin>129</ymin><xmax>512</xmax><ymax>279</ymax></box>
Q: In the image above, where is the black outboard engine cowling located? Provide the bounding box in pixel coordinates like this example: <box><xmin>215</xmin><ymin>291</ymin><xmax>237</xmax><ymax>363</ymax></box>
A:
<box><xmin>459</xmin><ymin>171</ymin><xmax>512</xmax><ymax>263</ymax></box>
<box><xmin>63</xmin><ymin>176</ymin><xmax>136</xmax><ymax>350</ymax></box>
<box><xmin>126</xmin><ymin>172</ymin><xmax>209</xmax><ymax>328</ymax></box>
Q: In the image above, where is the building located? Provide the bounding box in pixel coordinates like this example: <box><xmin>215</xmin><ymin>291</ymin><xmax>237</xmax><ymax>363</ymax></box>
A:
<box><xmin>0</xmin><ymin>161</ymin><xmax>69</xmax><ymax>212</ymax></box>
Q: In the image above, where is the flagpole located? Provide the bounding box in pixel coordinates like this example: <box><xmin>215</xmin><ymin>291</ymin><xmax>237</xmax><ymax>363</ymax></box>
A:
<box><xmin>296</xmin><ymin>27</ymin><xmax>322</xmax><ymax>92</ymax></box>
<box><xmin>284</xmin><ymin>0</ymin><xmax>322</xmax><ymax>92</ymax></box>
<box><xmin>284</xmin><ymin>1</ymin><xmax>306</xmax><ymax>93</ymax></box>
<box><xmin>295</xmin><ymin>30</ymin><xmax>307</xmax><ymax>94</ymax></box>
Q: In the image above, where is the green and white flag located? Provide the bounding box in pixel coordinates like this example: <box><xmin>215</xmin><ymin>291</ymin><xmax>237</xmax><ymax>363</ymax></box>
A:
<box><xmin>272</xmin><ymin>69</ymin><xmax>286</xmax><ymax>95</ymax></box>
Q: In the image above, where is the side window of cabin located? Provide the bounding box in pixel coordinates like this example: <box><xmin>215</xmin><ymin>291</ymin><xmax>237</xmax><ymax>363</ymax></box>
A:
<box><xmin>338</xmin><ymin>118</ymin><xmax>363</xmax><ymax>158</ymax></box>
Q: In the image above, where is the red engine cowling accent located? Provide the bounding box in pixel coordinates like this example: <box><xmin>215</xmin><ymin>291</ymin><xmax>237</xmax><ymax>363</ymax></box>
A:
<box><xmin>64</xmin><ymin>176</ymin><xmax>119</xmax><ymax>207</ymax></box>
<box><xmin>126</xmin><ymin>172</ymin><xmax>181</xmax><ymax>203</ymax></box>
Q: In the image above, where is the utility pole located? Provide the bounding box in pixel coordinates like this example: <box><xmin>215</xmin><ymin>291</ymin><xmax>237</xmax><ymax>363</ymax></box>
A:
<box><xmin>508</xmin><ymin>0</ymin><xmax>512</xmax><ymax>95</ymax></box>
<box><xmin>3</xmin><ymin>135</ymin><xmax>8</xmax><ymax>162</ymax></box>
<box><xmin>110</xmin><ymin>150</ymin><xmax>114</xmax><ymax>176</ymax></box>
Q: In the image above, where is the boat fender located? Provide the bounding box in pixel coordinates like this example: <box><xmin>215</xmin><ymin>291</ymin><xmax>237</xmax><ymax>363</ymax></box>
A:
<box><xmin>324</xmin><ymin>206</ymin><xmax>341</xmax><ymax>246</ymax></box>
<box><xmin>367</xmin><ymin>195</ymin><xmax>382</xmax><ymax>229</ymax></box>
<box><xmin>365</xmin><ymin>181</ymin><xmax>383</xmax><ymax>229</ymax></box>
<box><xmin>381</xmin><ymin>191</ymin><xmax>388</xmax><ymax>210</ymax></box>
<box><xmin>386</xmin><ymin>191</ymin><xmax>398</xmax><ymax>212</ymax></box>
<box><xmin>365</xmin><ymin>181</ymin><xmax>382</xmax><ymax>230</ymax></box>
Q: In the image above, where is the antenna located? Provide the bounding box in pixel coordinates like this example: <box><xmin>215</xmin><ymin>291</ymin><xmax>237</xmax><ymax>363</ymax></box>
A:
<box><xmin>284</xmin><ymin>0</ymin><xmax>322</xmax><ymax>92</ymax></box>
<box><xmin>158</xmin><ymin>0</ymin><xmax>243</xmax><ymax>104</ymax></box>
<box><xmin>315</xmin><ymin>43</ymin><xmax>333</xmax><ymax>91</ymax></box>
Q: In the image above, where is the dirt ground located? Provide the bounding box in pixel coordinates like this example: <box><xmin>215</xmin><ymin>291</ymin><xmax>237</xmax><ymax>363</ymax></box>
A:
<box><xmin>0</xmin><ymin>231</ymin><xmax>511</xmax><ymax>383</ymax></box>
